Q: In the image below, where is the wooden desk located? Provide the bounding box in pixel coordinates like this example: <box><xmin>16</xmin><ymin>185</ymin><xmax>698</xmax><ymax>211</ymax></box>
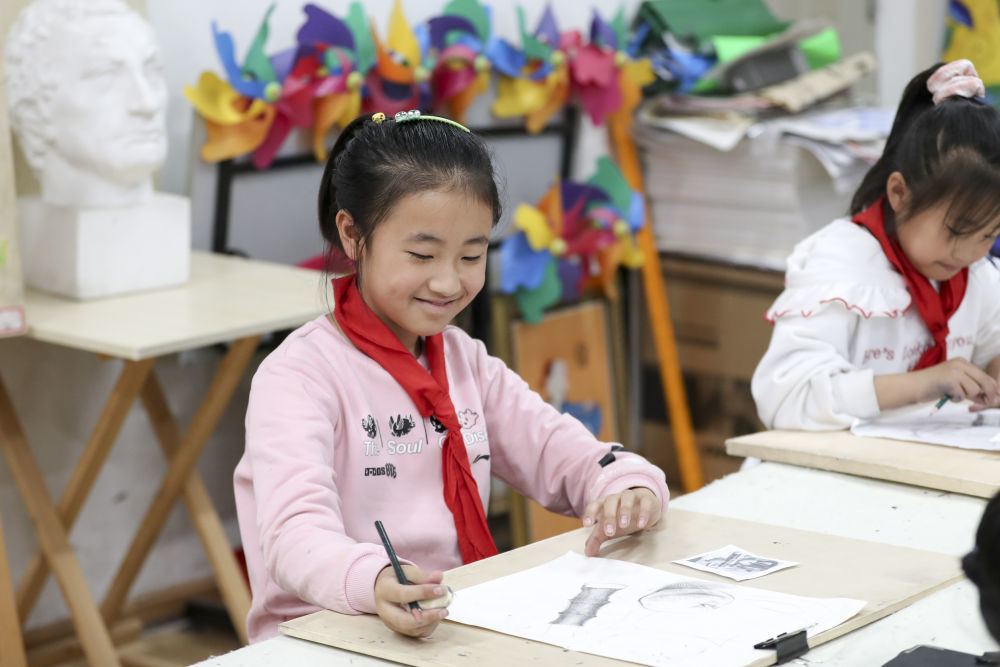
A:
<box><xmin>192</xmin><ymin>463</ymin><xmax>998</xmax><ymax>666</ymax></box>
<box><xmin>0</xmin><ymin>252</ymin><xmax>325</xmax><ymax>666</ymax></box>
<box><xmin>726</xmin><ymin>429</ymin><xmax>1000</xmax><ymax>499</ymax></box>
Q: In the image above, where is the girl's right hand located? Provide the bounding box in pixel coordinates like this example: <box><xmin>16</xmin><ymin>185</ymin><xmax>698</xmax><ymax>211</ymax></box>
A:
<box><xmin>918</xmin><ymin>358</ymin><xmax>1000</xmax><ymax>409</ymax></box>
<box><xmin>374</xmin><ymin>564</ymin><xmax>449</xmax><ymax>638</ymax></box>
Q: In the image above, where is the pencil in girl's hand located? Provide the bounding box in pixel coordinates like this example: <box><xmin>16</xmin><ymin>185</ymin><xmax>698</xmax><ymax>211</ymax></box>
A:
<box><xmin>375</xmin><ymin>520</ymin><xmax>419</xmax><ymax>610</ymax></box>
<box><xmin>931</xmin><ymin>395</ymin><xmax>951</xmax><ymax>413</ymax></box>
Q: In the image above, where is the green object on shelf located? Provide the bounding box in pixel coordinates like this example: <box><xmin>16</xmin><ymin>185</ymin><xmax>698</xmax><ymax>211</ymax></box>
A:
<box><xmin>800</xmin><ymin>27</ymin><xmax>841</xmax><ymax>70</ymax></box>
<box><xmin>638</xmin><ymin>0</ymin><xmax>787</xmax><ymax>48</ymax></box>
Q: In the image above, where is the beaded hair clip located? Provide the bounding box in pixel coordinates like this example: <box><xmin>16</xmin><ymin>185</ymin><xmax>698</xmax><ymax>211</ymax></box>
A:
<box><xmin>370</xmin><ymin>109</ymin><xmax>470</xmax><ymax>133</ymax></box>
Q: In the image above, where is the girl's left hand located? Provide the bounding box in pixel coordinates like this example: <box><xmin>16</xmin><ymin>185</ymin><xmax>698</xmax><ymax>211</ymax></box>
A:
<box><xmin>582</xmin><ymin>487</ymin><xmax>662</xmax><ymax>557</ymax></box>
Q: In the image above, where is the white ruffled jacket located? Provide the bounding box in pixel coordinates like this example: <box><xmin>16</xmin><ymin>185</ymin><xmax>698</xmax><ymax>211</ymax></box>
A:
<box><xmin>751</xmin><ymin>219</ymin><xmax>1000</xmax><ymax>430</ymax></box>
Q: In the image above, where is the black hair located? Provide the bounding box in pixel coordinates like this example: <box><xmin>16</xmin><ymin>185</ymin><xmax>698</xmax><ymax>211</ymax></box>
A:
<box><xmin>850</xmin><ymin>62</ymin><xmax>1000</xmax><ymax>237</ymax></box>
<box><xmin>963</xmin><ymin>491</ymin><xmax>1000</xmax><ymax>642</ymax></box>
<box><xmin>317</xmin><ymin>112</ymin><xmax>502</xmax><ymax>269</ymax></box>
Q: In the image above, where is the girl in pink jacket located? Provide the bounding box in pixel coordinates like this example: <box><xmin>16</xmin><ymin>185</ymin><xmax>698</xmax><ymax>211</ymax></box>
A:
<box><xmin>234</xmin><ymin>110</ymin><xmax>669</xmax><ymax>643</ymax></box>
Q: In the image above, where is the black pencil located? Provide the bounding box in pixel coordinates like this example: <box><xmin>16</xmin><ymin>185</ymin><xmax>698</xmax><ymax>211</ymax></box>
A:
<box><xmin>375</xmin><ymin>520</ymin><xmax>419</xmax><ymax>610</ymax></box>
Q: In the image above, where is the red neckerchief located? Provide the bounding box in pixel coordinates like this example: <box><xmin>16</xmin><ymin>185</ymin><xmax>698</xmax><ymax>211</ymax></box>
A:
<box><xmin>852</xmin><ymin>196</ymin><xmax>968</xmax><ymax>370</ymax></box>
<box><xmin>332</xmin><ymin>274</ymin><xmax>498</xmax><ymax>563</ymax></box>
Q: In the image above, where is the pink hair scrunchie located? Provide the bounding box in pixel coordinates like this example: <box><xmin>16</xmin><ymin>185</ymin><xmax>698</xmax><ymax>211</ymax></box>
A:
<box><xmin>927</xmin><ymin>59</ymin><xmax>986</xmax><ymax>104</ymax></box>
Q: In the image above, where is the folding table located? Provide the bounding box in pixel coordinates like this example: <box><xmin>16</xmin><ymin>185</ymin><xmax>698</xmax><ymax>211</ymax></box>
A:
<box><xmin>0</xmin><ymin>252</ymin><xmax>326</xmax><ymax>666</ymax></box>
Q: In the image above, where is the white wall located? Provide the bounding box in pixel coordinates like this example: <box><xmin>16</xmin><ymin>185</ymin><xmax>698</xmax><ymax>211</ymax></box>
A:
<box><xmin>0</xmin><ymin>0</ymin><xmax>952</xmax><ymax>632</ymax></box>
<box><xmin>876</xmin><ymin>0</ymin><xmax>948</xmax><ymax>108</ymax></box>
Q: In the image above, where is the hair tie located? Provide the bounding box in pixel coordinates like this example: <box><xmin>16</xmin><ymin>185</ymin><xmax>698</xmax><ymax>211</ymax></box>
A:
<box><xmin>928</xmin><ymin>60</ymin><xmax>986</xmax><ymax>104</ymax></box>
<box><xmin>371</xmin><ymin>112</ymin><xmax>386</xmax><ymax>124</ymax></box>
<box><xmin>392</xmin><ymin>109</ymin><xmax>470</xmax><ymax>133</ymax></box>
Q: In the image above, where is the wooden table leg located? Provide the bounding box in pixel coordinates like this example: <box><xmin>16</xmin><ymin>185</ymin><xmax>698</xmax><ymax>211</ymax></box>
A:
<box><xmin>607</xmin><ymin>115</ymin><xmax>704</xmax><ymax>492</ymax></box>
<box><xmin>100</xmin><ymin>336</ymin><xmax>260</xmax><ymax>627</ymax></box>
<box><xmin>0</xmin><ymin>377</ymin><xmax>121</xmax><ymax>666</ymax></box>
<box><xmin>0</xmin><ymin>507</ymin><xmax>27</xmax><ymax>667</ymax></box>
<box><xmin>139</xmin><ymin>373</ymin><xmax>251</xmax><ymax>644</ymax></box>
<box><xmin>16</xmin><ymin>359</ymin><xmax>154</xmax><ymax>621</ymax></box>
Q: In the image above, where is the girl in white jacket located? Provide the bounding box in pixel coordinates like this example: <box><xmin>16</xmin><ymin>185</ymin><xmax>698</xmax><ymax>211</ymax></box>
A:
<box><xmin>752</xmin><ymin>60</ymin><xmax>1000</xmax><ymax>430</ymax></box>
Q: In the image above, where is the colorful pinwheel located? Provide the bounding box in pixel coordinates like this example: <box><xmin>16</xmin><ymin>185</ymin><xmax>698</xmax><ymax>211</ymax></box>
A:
<box><xmin>491</xmin><ymin>5</ymin><xmax>570</xmax><ymax>133</ymax></box>
<box><xmin>364</xmin><ymin>0</ymin><xmax>424</xmax><ymax>117</ymax></box>
<box><xmin>185</xmin><ymin>2</ymin><xmax>660</xmax><ymax>164</ymax></box>
<box><xmin>499</xmin><ymin>157</ymin><xmax>646</xmax><ymax>322</ymax></box>
<box><xmin>184</xmin><ymin>2</ymin><xmax>374</xmax><ymax>168</ymax></box>
<box><xmin>571</xmin><ymin>9</ymin><xmax>656</xmax><ymax>126</ymax></box>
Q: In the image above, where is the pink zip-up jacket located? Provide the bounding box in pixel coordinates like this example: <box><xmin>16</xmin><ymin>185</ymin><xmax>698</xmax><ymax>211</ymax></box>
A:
<box><xmin>234</xmin><ymin>314</ymin><xmax>669</xmax><ymax>642</ymax></box>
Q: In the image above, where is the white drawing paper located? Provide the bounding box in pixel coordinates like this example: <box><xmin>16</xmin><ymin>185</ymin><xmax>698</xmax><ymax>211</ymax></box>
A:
<box><xmin>851</xmin><ymin>402</ymin><xmax>1000</xmax><ymax>451</ymax></box>
<box><xmin>446</xmin><ymin>552</ymin><xmax>865</xmax><ymax>667</ymax></box>
<box><xmin>674</xmin><ymin>545</ymin><xmax>798</xmax><ymax>581</ymax></box>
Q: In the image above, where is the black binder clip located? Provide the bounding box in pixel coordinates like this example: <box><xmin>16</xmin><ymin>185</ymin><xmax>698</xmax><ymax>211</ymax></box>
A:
<box><xmin>754</xmin><ymin>629</ymin><xmax>809</xmax><ymax>664</ymax></box>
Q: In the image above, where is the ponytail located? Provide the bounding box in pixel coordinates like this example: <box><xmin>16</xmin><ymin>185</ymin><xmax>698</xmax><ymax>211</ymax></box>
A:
<box><xmin>848</xmin><ymin>62</ymin><xmax>1000</xmax><ymax>238</ymax></box>
<box><xmin>850</xmin><ymin>63</ymin><xmax>940</xmax><ymax>215</ymax></box>
<box><xmin>317</xmin><ymin>113</ymin><xmax>372</xmax><ymax>252</ymax></box>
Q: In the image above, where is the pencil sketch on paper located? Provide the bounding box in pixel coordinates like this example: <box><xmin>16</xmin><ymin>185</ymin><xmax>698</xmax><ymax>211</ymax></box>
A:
<box><xmin>851</xmin><ymin>402</ymin><xmax>1000</xmax><ymax>451</ymax></box>
<box><xmin>639</xmin><ymin>581</ymin><xmax>735</xmax><ymax>611</ymax></box>
<box><xmin>551</xmin><ymin>584</ymin><xmax>625</xmax><ymax>626</ymax></box>
<box><xmin>674</xmin><ymin>545</ymin><xmax>798</xmax><ymax>581</ymax></box>
<box><xmin>446</xmin><ymin>551</ymin><xmax>865</xmax><ymax>667</ymax></box>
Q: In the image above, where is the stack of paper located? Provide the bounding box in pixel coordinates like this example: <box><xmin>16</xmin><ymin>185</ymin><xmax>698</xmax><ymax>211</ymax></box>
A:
<box><xmin>635</xmin><ymin>120</ymin><xmax>857</xmax><ymax>264</ymax></box>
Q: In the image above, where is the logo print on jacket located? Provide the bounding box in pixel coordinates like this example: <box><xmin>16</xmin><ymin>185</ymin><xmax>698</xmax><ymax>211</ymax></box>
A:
<box><xmin>472</xmin><ymin>454</ymin><xmax>490</xmax><ymax>465</ymax></box>
<box><xmin>389</xmin><ymin>415</ymin><xmax>416</xmax><ymax>437</ymax></box>
<box><xmin>429</xmin><ymin>414</ymin><xmax>447</xmax><ymax>434</ymax></box>
<box><xmin>364</xmin><ymin>463</ymin><xmax>397</xmax><ymax>479</ymax></box>
<box><xmin>458</xmin><ymin>409</ymin><xmax>479</xmax><ymax>429</ymax></box>
<box><xmin>362</xmin><ymin>415</ymin><xmax>377</xmax><ymax>439</ymax></box>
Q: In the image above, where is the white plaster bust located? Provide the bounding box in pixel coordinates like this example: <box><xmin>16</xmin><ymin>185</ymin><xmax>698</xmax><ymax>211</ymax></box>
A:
<box><xmin>4</xmin><ymin>0</ymin><xmax>168</xmax><ymax>208</ymax></box>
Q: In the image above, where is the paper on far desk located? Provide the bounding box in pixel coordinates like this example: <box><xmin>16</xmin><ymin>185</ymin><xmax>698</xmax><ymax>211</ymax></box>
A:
<box><xmin>674</xmin><ymin>545</ymin><xmax>798</xmax><ymax>581</ymax></box>
<box><xmin>447</xmin><ymin>551</ymin><xmax>864</xmax><ymax>667</ymax></box>
<box><xmin>851</xmin><ymin>401</ymin><xmax>1000</xmax><ymax>451</ymax></box>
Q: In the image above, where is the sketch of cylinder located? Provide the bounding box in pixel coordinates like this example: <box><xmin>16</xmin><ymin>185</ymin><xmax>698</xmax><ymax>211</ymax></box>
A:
<box><xmin>551</xmin><ymin>583</ymin><xmax>625</xmax><ymax>626</ymax></box>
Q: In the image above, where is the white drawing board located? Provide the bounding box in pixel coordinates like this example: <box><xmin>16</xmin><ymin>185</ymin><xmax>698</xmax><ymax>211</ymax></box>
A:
<box><xmin>447</xmin><ymin>551</ymin><xmax>865</xmax><ymax>666</ymax></box>
<box><xmin>726</xmin><ymin>429</ymin><xmax>1000</xmax><ymax>499</ymax></box>
<box><xmin>279</xmin><ymin>508</ymin><xmax>962</xmax><ymax>666</ymax></box>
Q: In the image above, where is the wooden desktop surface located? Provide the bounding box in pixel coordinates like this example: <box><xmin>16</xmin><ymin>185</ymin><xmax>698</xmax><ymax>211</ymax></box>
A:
<box><xmin>726</xmin><ymin>429</ymin><xmax>1000</xmax><ymax>499</ymax></box>
<box><xmin>279</xmin><ymin>507</ymin><xmax>961</xmax><ymax>667</ymax></box>
<box><xmin>22</xmin><ymin>252</ymin><xmax>327</xmax><ymax>360</ymax></box>
<box><xmin>193</xmin><ymin>463</ymin><xmax>995</xmax><ymax>666</ymax></box>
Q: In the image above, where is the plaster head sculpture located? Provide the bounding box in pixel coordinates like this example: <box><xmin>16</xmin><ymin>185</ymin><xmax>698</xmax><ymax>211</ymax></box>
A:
<box><xmin>4</xmin><ymin>0</ymin><xmax>168</xmax><ymax>208</ymax></box>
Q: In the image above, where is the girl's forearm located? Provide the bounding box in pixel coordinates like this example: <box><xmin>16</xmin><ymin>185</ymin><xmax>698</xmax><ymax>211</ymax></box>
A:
<box><xmin>873</xmin><ymin>372</ymin><xmax>925</xmax><ymax>410</ymax></box>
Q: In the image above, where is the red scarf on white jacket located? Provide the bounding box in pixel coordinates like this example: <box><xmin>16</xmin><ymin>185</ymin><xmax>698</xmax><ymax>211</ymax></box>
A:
<box><xmin>853</xmin><ymin>197</ymin><xmax>968</xmax><ymax>370</ymax></box>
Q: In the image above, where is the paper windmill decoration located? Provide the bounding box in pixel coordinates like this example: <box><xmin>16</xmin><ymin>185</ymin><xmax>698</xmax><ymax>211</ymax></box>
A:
<box><xmin>184</xmin><ymin>1</ymin><xmax>660</xmax><ymax>166</ymax></box>
<box><xmin>364</xmin><ymin>0</ymin><xmax>426</xmax><ymax>117</ymax></box>
<box><xmin>574</xmin><ymin>9</ymin><xmax>656</xmax><ymax>127</ymax></box>
<box><xmin>421</xmin><ymin>0</ymin><xmax>495</xmax><ymax>123</ymax></box>
<box><xmin>491</xmin><ymin>5</ymin><xmax>570</xmax><ymax>133</ymax></box>
<box><xmin>499</xmin><ymin>156</ymin><xmax>646</xmax><ymax>323</ymax></box>
<box><xmin>491</xmin><ymin>5</ymin><xmax>655</xmax><ymax>132</ymax></box>
<box><xmin>184</xmin><ymin>2</ymin><xmax>374</xmax><ymax>168</ymax></box>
